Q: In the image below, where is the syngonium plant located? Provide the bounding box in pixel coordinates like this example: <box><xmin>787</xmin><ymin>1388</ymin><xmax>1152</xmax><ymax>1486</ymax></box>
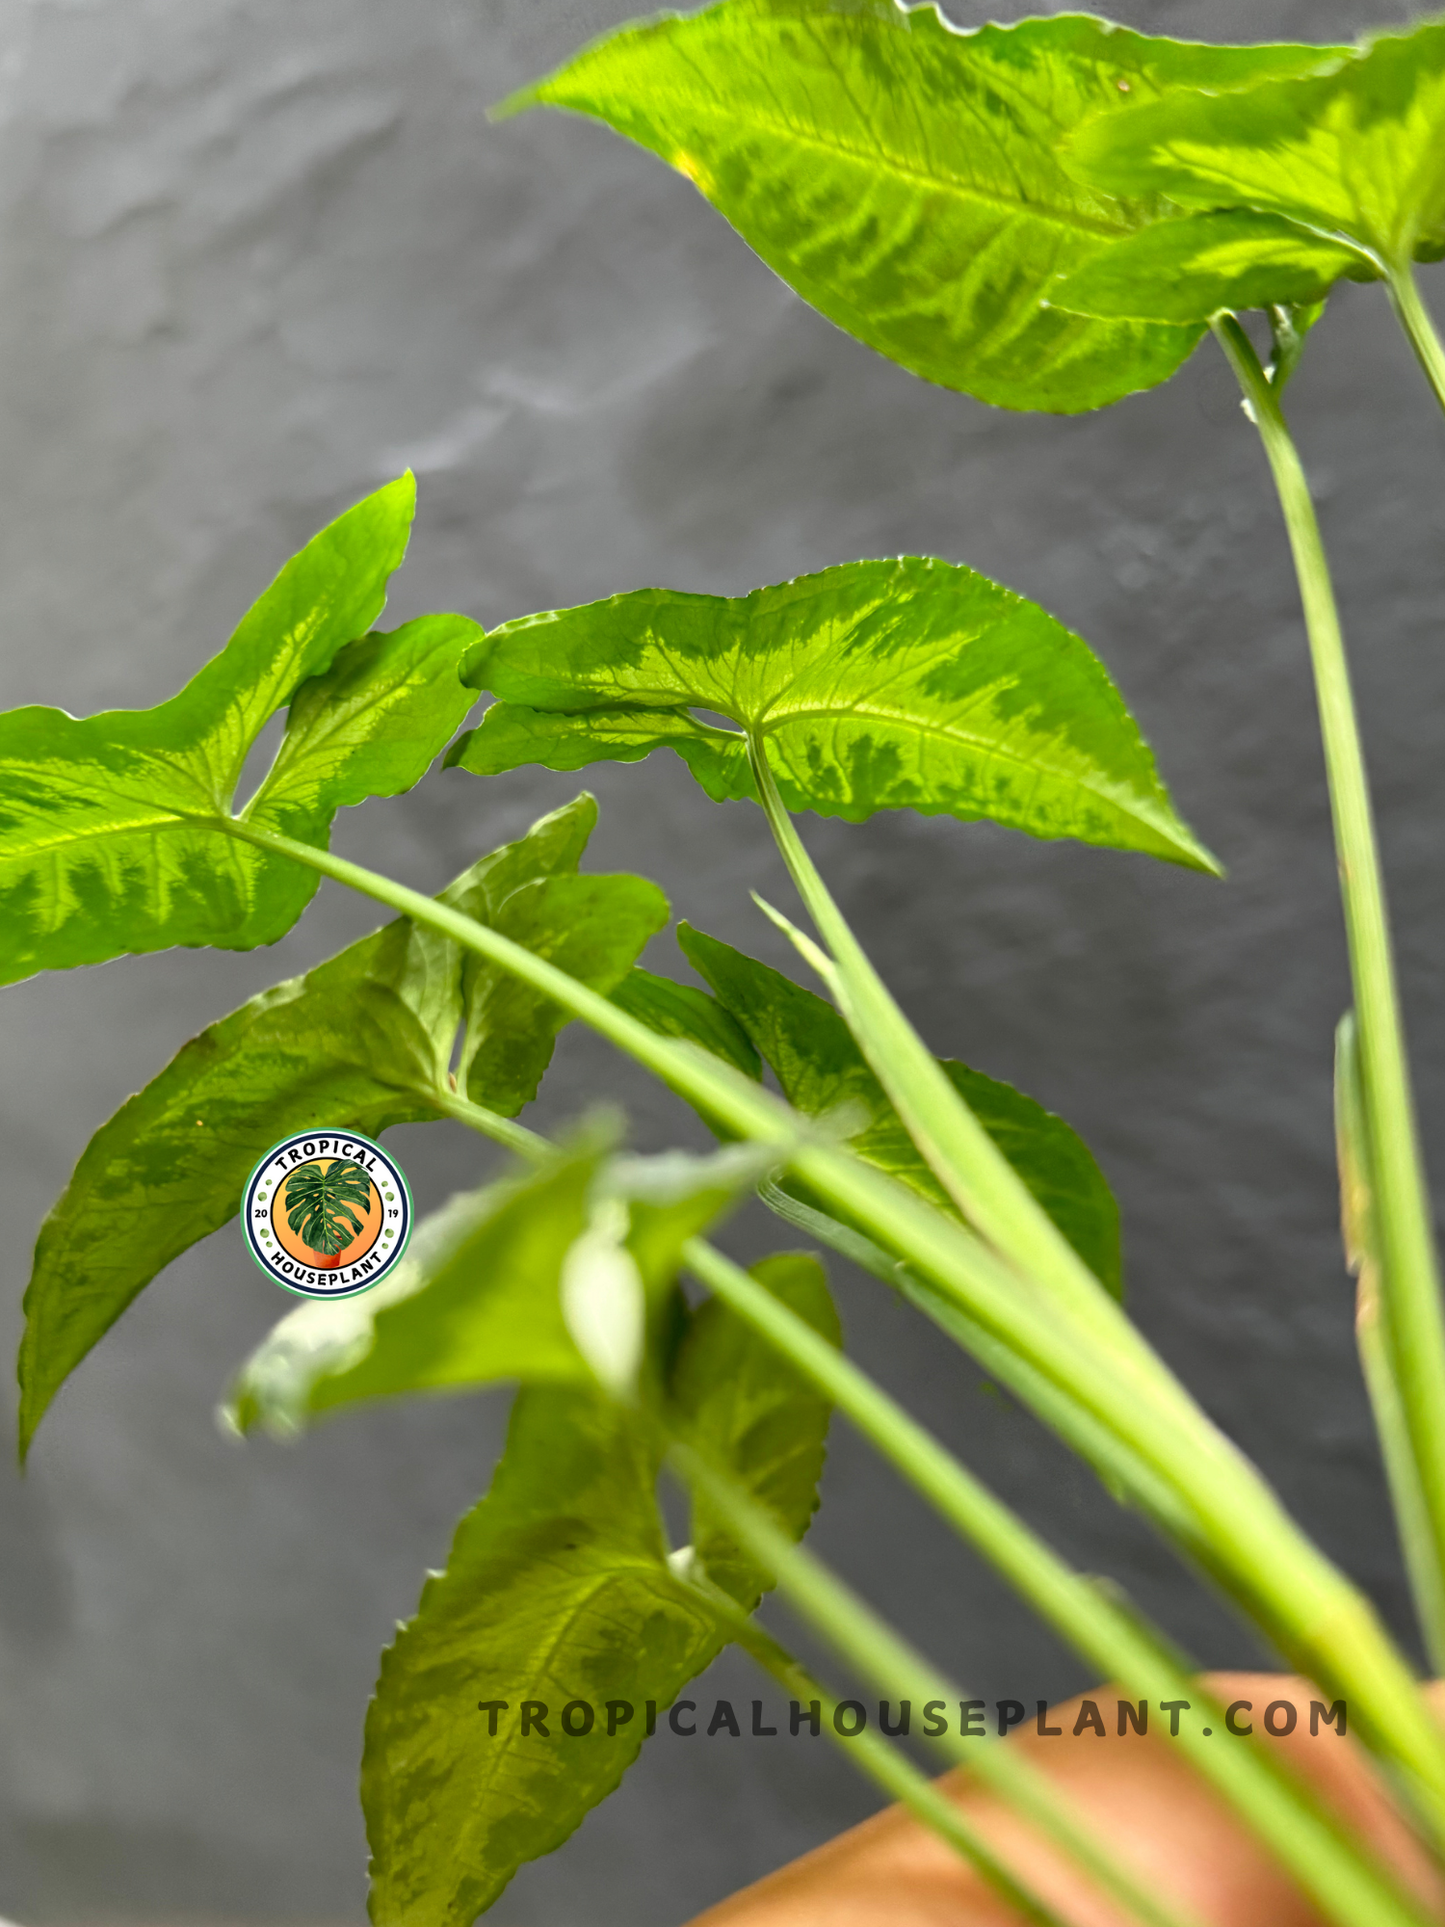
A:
<box><xmin>7</xmin><ymin>4</ymin><xmax>1445</xmax><ymax>1923</ymax></box>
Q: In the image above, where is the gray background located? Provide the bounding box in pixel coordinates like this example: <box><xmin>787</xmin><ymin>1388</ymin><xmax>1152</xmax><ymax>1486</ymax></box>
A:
<box><xmin>0</xmin><ymin>0</ymin><xmax>1441</xmax><ymax>1919</ymax></box>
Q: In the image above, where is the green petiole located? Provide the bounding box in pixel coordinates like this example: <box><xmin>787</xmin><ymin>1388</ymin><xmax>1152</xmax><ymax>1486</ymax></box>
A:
<box><xmin>671</xmin><ymin>1442</ymin><xmax>1435</xmax><ymax>1927</ymax></box>
<box><xmin>691</xmin><ymin>1601</ymin><xmax>1077</xmax><ymax>1927</ymax></box>
<box><xmin>1337</xmin><ymin>1012</ymin><xmax>1445</xmax><ymax>1674</ymax></box>
<box><xmin>1214</xmin><ymin>312</ymin><xmax>1445</xmax><ymax>1684</ymax></box>
<box><xmin>1385</xmin><ymin>266</ymin><xmax>1445</xmax><ymax>426</ymax></box>
<box><xmin>217</xmin><ymin>812</ymin><xmax>1445</xmax><ymax>1844</ymax></box>
<box><xmin>745</xmin><ymin>730</ymin><xmax>1131</xmax><ymax>1346</ymax></box>
<box><xmin>681</xmin><ymin>1239</ymin><xmax>1437</xmax><ymax>1927</ymax></box>
<box><xmin>413</xmin><ymin>1003</ymin><xmax>1445</xmax><ymax>1921</ymax></box>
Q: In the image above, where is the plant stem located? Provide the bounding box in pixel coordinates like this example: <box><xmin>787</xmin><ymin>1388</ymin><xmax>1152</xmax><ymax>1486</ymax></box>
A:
<box><xmin>1386</xmin><ymin>265</ymin><xmax>1445</xmax><ymax>423</ymax></box>
<box><xmin>1214</xmin><ymin>313</ymin><xmax>1445</xmax><ymax>1673</ymax></box>
<box><xmin>671</xmin><ymin>1441</ymin><xmax>1209</xmax><ymax>1927</ymax></box>
<box><xmin>218</xmin><ymin>814</ymin><xmax>1445</xmax><ymax>1835</ymax></box>
<box><xmin>437</xmin><ymin>1080</ymin><xmax>1421</xmax><ymax>1923</ymax></box>
<box><xmin>682</xmin><ymin>1238</ymin><xmax>1438</xmax><ymax>1927</ymax></box>
<box><xmin>745</xmin><ymin>732</ymin><xmax>1124</xmax><ymax>1343</ymax></box>
<box><xmin>756</xmin><ymin>1177</ymin><xmax>1205</xmax><ymax>1546</ymax></box>
<box><xmin>1336</xmin><ymin>1013</ymin><xmax>1445</xmax><ymax>1673</ymax></box>
<box><xmin>431</xmin><ymin>1086</ymin><xmax>548</xmax><ymax>1160</ymax></box>
<box><xmin>673</xmin><ymin>1441</ymin><xmax>1438</xmax><ymax>1927</ymax></box>
<box><xmin>703</xmin><ymin>1607</ymin><xmax>1075</xmax><ymax>1927</ymax></box>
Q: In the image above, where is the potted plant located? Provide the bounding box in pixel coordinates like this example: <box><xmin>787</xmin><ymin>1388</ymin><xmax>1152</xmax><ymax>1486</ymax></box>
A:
<box><xmin>5</xmin><ymin>4</ymin><xmax>1445</xmax><ymax>1923</ymax></box>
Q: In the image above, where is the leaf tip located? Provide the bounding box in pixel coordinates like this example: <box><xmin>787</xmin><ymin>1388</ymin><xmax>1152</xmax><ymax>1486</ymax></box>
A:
<box><xmin>488</xmin><ymin>80</ymin><xmax>545</xmax><ymax>124</ymax></box>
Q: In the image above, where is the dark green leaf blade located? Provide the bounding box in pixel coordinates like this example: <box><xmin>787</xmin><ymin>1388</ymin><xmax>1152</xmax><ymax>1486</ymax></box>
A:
<box><xmin>505</xmin><ymin>0</ymin><xmax>1336</xmax><ymax>412</ymax></box>
<box><xmin>460</xmin><ymin>872</ymin><xmax>671</xmax><ymax>1113</ymax></box>
<box><xmin>1050</xmin><ymin>211</ymin><xmax>1371</xmax><ymax>325</ymax></box>
<box><xmin>451</xmin><ymin>560</ymin><xmax>1218</xmax><ymax>872</ymax></box>
<box><xmin>18</xmin><ymin>795</ymin><xmax>603</xmax><ymax>1458</ymax></box>
<box><xmin>1063</xmin><ymin>21</ymin><xmax>1445</xmax><ymax>271</ymax></box>
<box><xmin>673</xmin><ymin>1251</ymin><xmax>838</xmax><ymax>1605</ymax></box>
<box><xmin>0</xmin><ymin>475</ymin><xmax>420</xmax><ymax>983</ymax></box>
<box><xmin>363</xmin><ymin>1385</ymin><xmax>723</xmax><ymax>1927</ymax></box>
<box><xmin>246</xmin><ymin>613</ymin><xmax>480</xmax><ymax>843</ymax></box>
<box><xmin>609</xmin><ymin>967</ymin><xmax>762</xmax><ymax>1082</ymax></box>
<box><xmin>678</xmin><ymin>923</ymin><xmax>1122</xmax><ymax>1295</ymax></box>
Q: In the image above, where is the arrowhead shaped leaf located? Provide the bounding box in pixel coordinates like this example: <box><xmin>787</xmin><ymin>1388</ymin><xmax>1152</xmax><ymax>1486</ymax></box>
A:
<box><xmin>361</xmin><ymin>1244</ymin><xmax>834</xmax><ymax>1925</ymax></box>
<box><xmin>450</xmin><ymin>559</ymin><xmax>1218</xmax><ymax>872</ymax></box>
<box><xmin>1063</xmin><ymin>20</ymin><xmax>1445</xmax><ymax>273</ymax></box>
<box><xmin>672</xmin><ymin>1251</ymin><xmax>838</xmax><ymax>1606</ymax></box>
<box><xmin>0</xmin><ymin>475</ymin><xmax>480</xmax><ymax>985</ymax></box>
<box><xmin>1050</xmin><ymin>210</ymin><xmax>1370</xmax><ymax>326</ymax></box>
<box><xmin>678</xmin><ymin>923</ymin><xmax>1121</xmax><ymax>1296</ymax></box>
<box><xmin>505</xmin><ymin>0</ymin><xmax>1336</xmax><ymax>412</ymax></box>
<box><xmin>362</xmin><ymin>1384</ymin><xmax>724</xmax><ymax>1927</ymax></box>
<box><xmin>19</xmin><ymin>795</ymin><xmax>665</xmax><ymax>1457</ymax></box>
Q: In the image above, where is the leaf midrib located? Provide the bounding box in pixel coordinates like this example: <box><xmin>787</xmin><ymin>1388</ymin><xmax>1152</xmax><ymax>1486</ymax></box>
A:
<box><xmin>655</xmin><ymin>685</ymin><xmax>1161</xmax><ymax>827</ymax></box>
<box><xmin>552</xmin><ymin>84</ymin><xmax>1136</xmax><ymax>243</ymax></box>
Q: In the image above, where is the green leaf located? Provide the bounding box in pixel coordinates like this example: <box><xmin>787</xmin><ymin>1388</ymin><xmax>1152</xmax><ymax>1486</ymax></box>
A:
<box><xmin>361</xmin><ymin>1245</ymin><xmax>837</xmax><ymax>1924</ymax></box>
<box><xmin>459</xmin><ymin>874</ymin><xmax>670</xmax><ymax>1113</ymax></box>
<box><xmin>672</xmin><ymin>1251</ymin><xmax>838</xmax><ymax>1606</ymax></box>
<box><xmin>450</xmin><ymin>559</ymin><xmax>1218</xmax><ymax>872</ymax></box>
<box><xmin>678</xmin><ymin>923</ymin><xmax>1122</xmax><ymax>1296</ymax></box>
<box><xmin>609</xmin><ymin>967</ymin><xmax>762</xmax><ymax>1082</ymax></box>
<box><xmin>244</xmin><ymin>613</ymin><xmax>479</xmax><ymax>845</ymax></box>
<box><xmin>18</xmin><ymin>795</ymin><xmax>653</xmax><ymax>1457</ymax></box>
<box><xmin>1063</xmin><ymin>20</ymin><xmax>1445</xmax><ymax>273</ymax></box>
<box><xmin>1049</xmin><ymin>211</ymin><xmax>1370</xmax><ymax>326</ymax></box>
<box><xmin>363</xmin><ymin>1384</ymin><xmax>723</xmax><ymax>1927</ymax></box>
<box><xmin>0</xmin><ymin>476</ymin><xmax>481</xmax><ymax>984</ymax></box>
<box><xmin>449</xmin><ymin>699</ymin><xmax>753</xmax><ymax>802</ymax></box>
<box><xmin>228</xmin><ymin>1154</ymin><xmax>601</xmax><ymax>1438</ymax></box>
<box><xmin>505</xmin><ymin>0</ymin><xmax>1337</xmax><ymax>413</ymax></box>
<box><xmin>227</xmin><ymin>1141</ymin><xmax>771</xmax><ymax>1436</ymax></box>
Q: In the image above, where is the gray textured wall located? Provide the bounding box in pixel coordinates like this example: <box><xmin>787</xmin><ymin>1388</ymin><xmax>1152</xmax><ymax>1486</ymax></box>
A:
<box><xmin>0</xmin><ymin>0</ymin><xmax>1442</xmax><ymax>1919</ymax></box>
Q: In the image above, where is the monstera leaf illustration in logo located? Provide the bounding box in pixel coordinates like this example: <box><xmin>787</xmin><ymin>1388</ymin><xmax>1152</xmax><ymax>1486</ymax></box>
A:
<box><xmin>283</xmin><ymin>1160</ymin><xmax>374</xmax><ymax>1266</ymax></box>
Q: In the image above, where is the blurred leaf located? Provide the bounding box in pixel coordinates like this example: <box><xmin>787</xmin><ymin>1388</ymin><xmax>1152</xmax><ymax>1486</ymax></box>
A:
<box><xmin>18</xmin><ymin>795</ymin><xmax>639</xmax><ymax>1457</ymax></box>
<box><xmin>609</xmin><ymin>967</ymin><xmax>762</xmax><ymax>1082</ymax></box>
<box><xmin>0</xmin><ymin>476</ymin><xmax>480</xmax><ymax>983</ymax></box>
<box><xmin>672</xmin><ymin>1251</ymin><xmax>838</xmax><ymax>1605</ymax></box>
<box><xmin>363</xmin><ymin>1384</ymin><xmax>723</xmax><ymax>1927</ymax></box>
<box><xmin>451</xmin><ymin>559</ymin><xmax>1218</xmax><ymax>872</ymax></box>
<box><xmin>1064</xmin><ymin>20</ymin><xmax>1445</xmax><ymax>272</ymax></box>
<box><xmin>505</xmin><ymin>0</ymin><xmax>1336</xmax><ymax>412</ymax></box>
<box><xmin>678</xmin><ymin>923</ymin><xmax>1122</xmax><ymax>1296</ymax></box>
<box><xmin>228</xmin><ymin>1141</ymin><xmax>772</xmax><ymax>1435</ymax></box>
<box><xmin>1050</xmin><ymin>211</ymin><xmax>1368</xmax><ymax>325</ymax></box>
<box><xmin>228</xmin><ymin>1154</ymin><xmax>600</xmax><ymax>1438</ymax></box>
